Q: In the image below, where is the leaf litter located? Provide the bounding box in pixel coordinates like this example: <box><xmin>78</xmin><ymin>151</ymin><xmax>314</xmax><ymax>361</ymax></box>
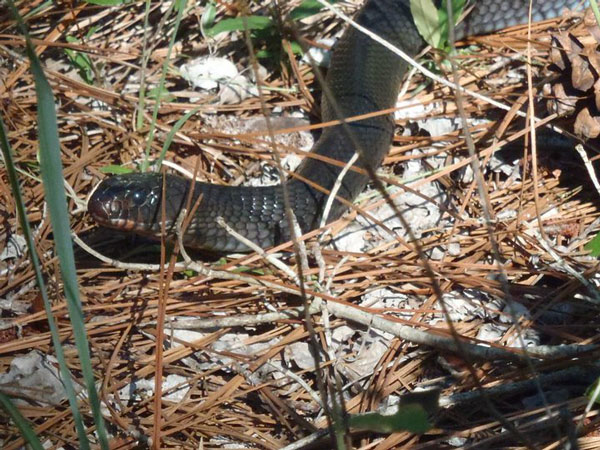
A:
<box><xmin>1</xmin><ymin>0</ymin><xmax>600</xmax><ymax>448</ymax></box>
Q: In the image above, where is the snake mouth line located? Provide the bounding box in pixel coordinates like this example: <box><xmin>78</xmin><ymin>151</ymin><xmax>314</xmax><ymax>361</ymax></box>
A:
<box><xmin>88</xmin><ymin>201</ymin><xmax>155</xmax><ymax>233</ymax></box>
<box><xmin>88</xmin><ymin>207</ymin><xmax>134</xmax><ymax>232</ymax></box>
<box><xmin>104</xmin><ymin>217</ymin><xmax>139</xmax><ymax>231</ymax></box>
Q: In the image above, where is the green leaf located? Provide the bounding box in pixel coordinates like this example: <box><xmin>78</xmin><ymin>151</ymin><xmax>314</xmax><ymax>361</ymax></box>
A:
<box><xmin>64</xmin><ymin>37</ymin><xmax>95</xmax><ymax>84</ymax></box>
<box><xmin>201</xmin><ymin>2</ymin><xmax>217</xmax><ymax>30</ymax></box>
<box><xmin>147</xmin><ymin>85</ymin><xmax>175</xmax><ymax>102</ymax></box>
<box><xmin>411</xmin><ymin>0</ymin><xmax>444</xmax><ymax>48</ymax></box>
<box><xmin>586</xmin><ymin>377</ymin><xmax>600</xmax><ymax>404</ymax></box>
<box><xmin>99</xmin><ymin>164</ymin><xmax>135</xmax><ymax>175</ymax></box>
<box><xmin>350</xmin><ymin>405</ymin><xmax>431</xmax><ymax>434</ymax></box>
<box><xmin>411</xmin><ymin>0</ymin><xmax>465</xmax><ymax>49</ymax></box>
<box><xmin>585</xmin><ymin>232</ymin><xmax>600</xmax><ymax>257</ymax></box>
<box><xmin>289</xmin><ymin>40</ymin><xmax>303</xmax><ymax>55</ymax></box>
<box><xmin>256</xmin><ymin>48</ymin><xmax>275</xmax><ymax>59</ymax></box>
<box><xmin>289</xmin><ymin>0</ymin><xmax>336</xmax><ymax>21</ymax></box>
<box><xmin>349</xmin><ymin>390</ymin><xmax>438</xmax><ymax>434</ymax></box>
<box><xmin>437</xmin><ymin>0</ymin><xmax>466</xmax><ymax>44</ymax></box>
<box><xmin>205</xmin><ymin>15</ymin><xmax>274</xmax><ymax>37</ymax></box>
<box><xmin>85</xmin><ymin>25</ymin><xmax>99</xmax><ymax>39</ymax></box>
<box><xmin>232</xmin><ymin>265</ymin><xmax>266</xmax><ymax>275</ymax></box>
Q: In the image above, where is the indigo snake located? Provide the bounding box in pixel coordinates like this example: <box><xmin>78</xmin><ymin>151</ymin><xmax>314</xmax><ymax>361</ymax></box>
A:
<box><xmin>89</xmin><ymin>0</ymin><xmax>583</xmax><ymax>252</ymax></box>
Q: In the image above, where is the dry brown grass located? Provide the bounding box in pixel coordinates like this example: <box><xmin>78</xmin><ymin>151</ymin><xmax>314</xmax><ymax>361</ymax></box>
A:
<box><xmin>1</xmin><ymin>1</ymin><xmax>600</xmax><ymax>448</ymax></box>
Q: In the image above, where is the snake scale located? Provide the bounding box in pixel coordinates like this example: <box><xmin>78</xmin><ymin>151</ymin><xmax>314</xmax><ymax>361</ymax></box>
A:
<box><xmin>88</xmin><ymin>0</ymin><xmax>583</xmax><ymax>252</ymax></box>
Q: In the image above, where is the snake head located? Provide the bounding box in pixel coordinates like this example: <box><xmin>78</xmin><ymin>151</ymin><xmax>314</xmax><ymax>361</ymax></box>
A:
<box><xmin>88</xmin><ymin>173</ymin><xmax>188</xmax><ymax>236</ymax></box>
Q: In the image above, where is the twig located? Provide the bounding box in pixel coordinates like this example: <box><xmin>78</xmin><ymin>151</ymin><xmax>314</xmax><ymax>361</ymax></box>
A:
<box><xmin>282</xmin><ymin>365</ymin><xmax>598</xmax><ymax>450</ymax></box>
<box><xmin>319</xmin><ymin>151</ymin><xmax>359</xmax><ymax>228</ymax></box>
<box><xmin>264</xmin><ymin>361</ymin><xmax>323</xmax><ymax>407</ymax></box>
<box><xmin>575</xmin><ymin>144</ymin><xmax>600</xmax><ymax>197</ymax></box>
<box><xmin>216</xmin><ymin>216</ymin><xmax>300</xmax><ymax>283</ymax></box>
<box><xmin>440</xmin><ymin>364</ymin><xmax>598</xmax><ymax>407</ymax></box>
<box><xmin>325</xmin><ymin>300</ymin><xmax>598</xmax><ymax>362</ymax></box>
<box><xmin>537</xmin><ymin>236</ymin><xmax>600</xmax><ymax>304</ymax></box>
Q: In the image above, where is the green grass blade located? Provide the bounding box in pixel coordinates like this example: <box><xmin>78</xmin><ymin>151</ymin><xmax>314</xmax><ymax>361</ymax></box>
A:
<box><xmin>0</xmin><ymin>88</ymin><xmax>90</xmax><ymax>450</ymax></box>
<box><xmin>25</xmin><ymin>32</ymin><xmax>110</xmax><ymax>450</ymax></box>
<box><xmin>8</xmin><ymin>3</ymin><xmax>109</xmax><ymax>448</ymax></box>
<box><xmin>590</xmin><ymin>0</ymin><xmax>600</xmax><ymax>27</ymax></box>
<box><xmin>141</xmin><ymin>0</ymin><xmax>188</xmax><ymax>172</ymax></box>
<box><xmin>155</xmin><ymin>105</ymin><xmax>203</xmax><ymax>169</ymax></box>
<box><xmin>0</xmin><ymin>393</ymin><xmax>45</xmax><ymax>450</ymax></box>
<box><xmin>135</xmin><ymin>0</ymin><xmax>153</xmax><ymax>132</ymax></box>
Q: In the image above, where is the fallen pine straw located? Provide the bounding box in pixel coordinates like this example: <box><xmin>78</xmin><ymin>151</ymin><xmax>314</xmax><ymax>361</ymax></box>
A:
<box><xmin>1</xmin><ymin>1</ymin><xmax>600</xmax><ymax>449</ymax></box>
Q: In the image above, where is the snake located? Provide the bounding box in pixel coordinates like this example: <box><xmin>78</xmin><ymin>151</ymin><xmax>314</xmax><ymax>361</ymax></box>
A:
<box><xmin>88</xmin><ymin>0</ymin><xmax>583</xmax><ymax>252</ymax></box>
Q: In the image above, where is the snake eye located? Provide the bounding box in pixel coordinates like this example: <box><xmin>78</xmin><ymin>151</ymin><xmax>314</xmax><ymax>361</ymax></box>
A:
<box><xmin>130</xmin><ymin>189</ymin><xmax>147</xmax><ymax>207</ymax></box>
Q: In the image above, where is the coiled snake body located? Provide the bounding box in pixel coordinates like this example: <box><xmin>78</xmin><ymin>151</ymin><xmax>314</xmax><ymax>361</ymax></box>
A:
<box><xmin>89</xmin><ymin>0</ymin><xmax>582</xmax><ymax>252</ymax></box>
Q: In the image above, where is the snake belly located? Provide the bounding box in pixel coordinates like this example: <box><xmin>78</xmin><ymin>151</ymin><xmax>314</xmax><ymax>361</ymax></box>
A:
<box><xmin>88</xmin><ymin>0</ymin><xmax>582</xmax><ymax>252</ymax></box>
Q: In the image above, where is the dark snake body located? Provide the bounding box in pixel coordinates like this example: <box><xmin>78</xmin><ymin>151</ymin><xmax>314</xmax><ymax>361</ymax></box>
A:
<box><xmin>89</xmin><ymin>0</ymin><xmax>582</xmax><ymax>252</ymax></box>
